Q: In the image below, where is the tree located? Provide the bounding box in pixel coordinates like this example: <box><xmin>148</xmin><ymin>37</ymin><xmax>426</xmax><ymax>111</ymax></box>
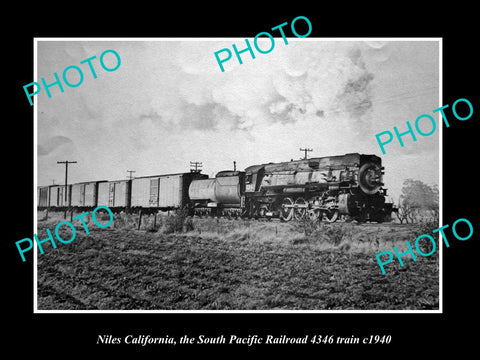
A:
<box><xmin>396</xmin><ymin>179</ymin><xmax>439</xmax><ymax>224</ymax></box>
<box><xmin>396</xmin><ymin>198</ymin><xmax>415</xmax><ymax>224</ymax></box>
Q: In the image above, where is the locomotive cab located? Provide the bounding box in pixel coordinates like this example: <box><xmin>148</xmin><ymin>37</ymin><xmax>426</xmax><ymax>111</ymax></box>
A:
<box><xmin>244</xmin><ymin>165</ymin><xmax>264</xmax><ymax>193</ymax></box>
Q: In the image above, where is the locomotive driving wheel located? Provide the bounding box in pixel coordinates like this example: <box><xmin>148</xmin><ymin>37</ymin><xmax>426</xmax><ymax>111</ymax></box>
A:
<box><xmin>294</xmin><ymin>197</ymin><xmax>307</xmax><ymax>220</ymax></box>
<box><xmin>257</xmin><ymin>204</ymin><xmax>269</xmax><ymax>218</ymax></box>
<box><xmin>280</xmin><ymin>197</ymin><xmax>294</xmax><ymax>222</ymax></box>
<box><xmin>324</xmin><ymin>209</ymin><xmax>339</xmax><ymax>223</ymax></box>
<box><xmin>307</xmin><ymin>209</ymin><xmax>320</xmax><ymax>221</ymax></box>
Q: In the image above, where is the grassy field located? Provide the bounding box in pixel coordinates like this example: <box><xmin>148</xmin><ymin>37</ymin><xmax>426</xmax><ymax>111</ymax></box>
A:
<box><xmin>36</xmin><ymin>211</ymin><xmax>439</xmax><ymax>310</ymax></box>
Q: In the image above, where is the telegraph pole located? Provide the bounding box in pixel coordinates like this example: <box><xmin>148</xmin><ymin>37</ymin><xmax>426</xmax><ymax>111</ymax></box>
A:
<box><xmin>127</xmin><ymin>170</ymin><xmax>136</xmax><ymax>180</ymax></box>
<box><xmin>57</xmin><ymin>160</ymin><xmax>77</xmax><ymax>218</ymax></box>
<box><xmin>299</xmin><ymin>148</ymin><xmax>313</xmax><ymax>160</ymax></box>
<box><xmin>190</xmin><ymin>161</ymin><xmax>202</xmax><ymax>173</ymax></box>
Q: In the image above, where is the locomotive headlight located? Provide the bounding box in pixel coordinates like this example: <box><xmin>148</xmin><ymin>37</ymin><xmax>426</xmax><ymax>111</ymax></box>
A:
<box><xmin>358</xmin><ymin>162</ymin><xmax>383</xmax><ymax>195</ymax></box>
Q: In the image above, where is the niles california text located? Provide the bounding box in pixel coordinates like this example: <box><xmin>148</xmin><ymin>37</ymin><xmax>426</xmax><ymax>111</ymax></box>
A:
<box><xmin>97</xmin><ymin>334</ymin><xmax>391</xmax><ymax>346</ymax></box>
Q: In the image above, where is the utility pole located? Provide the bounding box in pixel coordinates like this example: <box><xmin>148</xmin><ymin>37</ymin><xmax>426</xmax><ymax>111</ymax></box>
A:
<box><xmin>127</xmin><ymin>170</ymin><xmax>136</xmax><ymax>180</ymax></box>
<box><xmin>190</xmin><ymin>161</ymin><xmax>202</xmax><ymax>173</ymax></box>
<box><xmin>233</xmin><ymin>161</ymin><xmax>236</xmax><ymax>171</ymax></box>
<box><xmin>299</xmin><ymin>148</ymin><xmax>313</xmax><ymax>160</ymax></box>
<box><xmin>57</xmin><ymin>160</ymin><xmax>77</xmax><ymax>218</ymax></box>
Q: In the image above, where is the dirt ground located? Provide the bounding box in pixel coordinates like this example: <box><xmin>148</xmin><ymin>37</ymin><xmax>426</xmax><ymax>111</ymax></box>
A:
<box><xmin>36</xmin><ymin>212</ymin><xmax>439</xmax><ymax>310</ymax></box>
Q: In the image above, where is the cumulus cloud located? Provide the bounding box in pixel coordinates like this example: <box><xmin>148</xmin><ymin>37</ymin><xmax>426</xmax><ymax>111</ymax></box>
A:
<box><xmin>132</xmin><ymin>41</ymin><xmax>378</xmax><ymax>138</ymax></box>
<box><xmin>36</xmin><ymin>39</ymin><xmax>439</xmax><ymax>192</ymax></box>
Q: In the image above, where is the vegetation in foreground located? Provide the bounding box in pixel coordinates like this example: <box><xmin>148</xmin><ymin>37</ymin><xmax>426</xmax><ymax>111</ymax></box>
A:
<box><xmin>37</xmin><ymin>211</ymin><xmax>439</xmax><ymax>310</ymax></box>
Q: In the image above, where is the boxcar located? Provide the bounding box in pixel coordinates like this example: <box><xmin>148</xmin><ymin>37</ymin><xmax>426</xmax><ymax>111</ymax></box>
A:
<box><xmin>131</xmin><ymin>172</ymin><xmax>207</xmax><ymax>210</ymax></box>
<box><xmin>97</xmin><ymin>179</ymin><xmax>131</xmax><ymax>209</ymax></box>
<box><xmin>37</xmin><ymin>185</ymin><xmax>51</xmax><ymax>208</ymax></box>
<box><xmin>48</xmin><ymin>185</ymin><xmax>72</xmax><ymax>207</ymax></box>
<box><xmin>70</xmin><ymin>181</ymin><xmax>105</xmax><ymax>209</ymax></box>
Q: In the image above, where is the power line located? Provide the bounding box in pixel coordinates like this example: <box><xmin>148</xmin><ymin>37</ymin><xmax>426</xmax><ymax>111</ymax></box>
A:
<box><xmin>300</xmin><ymin>148</ymin><xmax>313</xmax><ymax>160</ymax></box>
<box><xmin>57</xmin><ymin>160</ymin><xmax>77</xmax><ymax>218</ymax></box>
<box><xmin>190</xmin><ymin>161</ymin><xmax>202</xmax><ymax>173</ymax></box>
<box><xmin>126</xmin><ymin>170</ymin><xmax>136</xmax><ymax>180</ymax></box>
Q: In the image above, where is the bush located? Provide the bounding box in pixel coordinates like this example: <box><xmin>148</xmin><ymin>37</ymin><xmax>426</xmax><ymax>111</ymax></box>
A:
<box><xmin>164</xmin><ymin>208</ymin><xmax>193</xmax><ymax>234</ymax></box>
<box><xmin>293</xmin><ymin>217</ymin><xmax>354</xmax><ymax>247</ymax></box>
<box><xmin>308</xmin><ymin>223</ymin><xmax>354</xmax><ymax>246</ymax></box>
<box><xmin>96</xmin><ymin>210</ymin><xmax>112</xmax><ymax>221</ymax></box>
<box><xmin>412</xmin><ymin>220</ymin><xmax>439</xmax><ymax>256</ymax></box>
<box><xmin>298</xmin><ymin>216</ymin><xmax>318</xmax><ymax>236</ymax></box>
<box><xmin>184</xmin><ymin>217</ymin><xmax>194</xmax><ymax>232</ymax></box>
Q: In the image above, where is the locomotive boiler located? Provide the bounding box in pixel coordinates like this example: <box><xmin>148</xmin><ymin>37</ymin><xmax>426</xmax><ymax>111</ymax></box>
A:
<box><xmin>243</xmin><ymin>153</ymin><xmax>393</xmax><ymax>222</ymax></box>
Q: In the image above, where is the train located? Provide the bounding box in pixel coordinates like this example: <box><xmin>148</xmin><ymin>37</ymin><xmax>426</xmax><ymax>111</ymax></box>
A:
<box><xmin>37</xmin><ymin>153</ymin><xmax>395</xmax><ymax>223</ymax></box>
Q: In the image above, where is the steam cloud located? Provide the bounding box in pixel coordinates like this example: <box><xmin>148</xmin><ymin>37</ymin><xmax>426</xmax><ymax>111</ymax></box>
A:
<box><xmin>335</xmin><ymin>47</ymin><xmax>375</xmax><ymax>120</ymax></box>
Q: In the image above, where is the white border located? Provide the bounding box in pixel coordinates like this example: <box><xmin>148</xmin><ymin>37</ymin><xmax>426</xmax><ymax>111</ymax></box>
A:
<box><xmin>438</xmin><ymin>39</ymin><xmax>443</xmax><ymax>314</ymax></box>
<box><xmin>33</xmin><ymin>37</ymin><xmax>443</xmax><ymax>314</ymax></box>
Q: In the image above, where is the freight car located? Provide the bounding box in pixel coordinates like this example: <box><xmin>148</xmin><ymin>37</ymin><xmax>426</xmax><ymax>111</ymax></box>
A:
<box><xmin>97</xmin><ymin>179</ymin><xmax>131</xmax><ymax>210</ymax></box>
<box><xmin>37</xmin><ymin>185</ymin><xmax>51</xmax><ymax>208</ymax></box>
<box><xmin>38</xmin><ymin>172</ymin><xmax>206</xmax><ymax>213</ymax></box>
<box><xmin>130</xmin><ymin>172</ymin><xmax>207</xmax><ymax>212</ymax></box>
<box><xmin>70</xmin><ymin>180</ymin><xmax>105</xmax><ymax>211</ymax></box>
<box><xmin>48</xmin><ymin>184</ymin><xmax>71</xmax><ymax>209</ymax></box>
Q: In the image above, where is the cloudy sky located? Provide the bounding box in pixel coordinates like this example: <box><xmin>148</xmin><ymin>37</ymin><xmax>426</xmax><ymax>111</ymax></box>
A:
<box><xmin>36</xmin><ymin>38</ymin><xmax>440</xmax><ymax>202</ymax></box>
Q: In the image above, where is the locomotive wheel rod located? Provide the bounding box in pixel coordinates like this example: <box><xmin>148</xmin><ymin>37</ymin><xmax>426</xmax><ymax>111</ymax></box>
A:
<box><xmin>283</xmin><ymin>203</ymin><xmax>309</xmax><ymax>209</ymax></box>
<box><xmin>283</xmin><ymin>204</ymin><xmax>337</xmax><ymax>210</ymax></box>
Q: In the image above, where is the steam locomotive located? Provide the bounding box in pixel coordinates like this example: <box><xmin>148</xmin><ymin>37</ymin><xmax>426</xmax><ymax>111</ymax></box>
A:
<box><xmin>38</xmin><ymin>153</ymin><xmax>394</xmax><ymax>223</ymax></box>
<box><xmin>189</xmin><ymin>153</ymin><xmax>393</xmax><ymax>222</ymax></box>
